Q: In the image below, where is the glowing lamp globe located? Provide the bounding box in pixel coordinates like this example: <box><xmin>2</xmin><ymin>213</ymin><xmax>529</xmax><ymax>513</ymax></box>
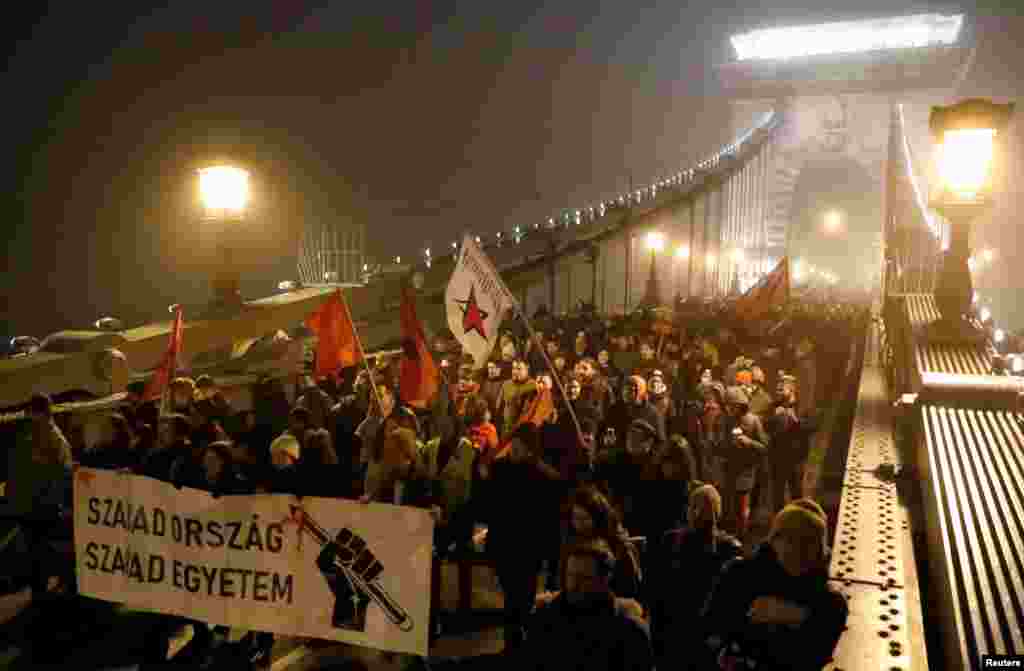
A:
<box><xmin>938</xmin><ymin>129</ymin><xmax>996</xmax><ymax>201</ymax></box>
<box><xmin>994</xmin><ymin>328</ymin><xmax>1005</xmax><ymax>344</ymax></box>
<box><xmin>675</xmin><ymin>245</ymin><xmax>690</xmax><ymax>260</ymax></box>
<box><xmin>930</xmin><ymin>99</ymin><xmax>1014</xmax><ymax>206</ymax></box>
<box><xmin>646</xmin><ymin>231</ymin><xmax>666</xmax><ymax>253</ymax></box>
<box><xmin>198</xmin><ymin>166</ymin><xmax>250</xmax><ymax>214</ymax></box>
<box><xmin>824</xmin><ymin>210</ymin><xmax>843</xmax><ymax>234</ymax></box>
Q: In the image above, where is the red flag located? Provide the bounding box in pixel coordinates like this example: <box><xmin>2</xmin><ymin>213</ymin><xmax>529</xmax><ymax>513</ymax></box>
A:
<box><xmin>399</xmin><ymin>287</ymin><xmax>438</xmax><ymax>407</ymax></box>
<box><xmin>305</xmin><ymin>290</ymin><xmax>360</xmax><ymax>378</ymax></box>
<box><xmin>734</xmin><ymin>257</ymin><xmax>790</xmax><ymax>322</ymax></box>
<box><xmin>142</xmin><ymin>306</ymin><xmax>184</xmax><ymax>402</ymax></box>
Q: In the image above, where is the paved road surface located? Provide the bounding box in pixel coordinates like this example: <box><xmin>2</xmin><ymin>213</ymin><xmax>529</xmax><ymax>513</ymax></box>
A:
<box><xmin>0</xmin><ymin>558</ymin><xmax>507</xmax><ymax>670</ymax></box>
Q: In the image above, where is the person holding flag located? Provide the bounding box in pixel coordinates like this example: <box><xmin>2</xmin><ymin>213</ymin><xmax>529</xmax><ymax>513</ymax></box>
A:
<box><xmin>446</xmin><ymin>234</ymin><xmax>584</xmax><ymax>450</ymax></box>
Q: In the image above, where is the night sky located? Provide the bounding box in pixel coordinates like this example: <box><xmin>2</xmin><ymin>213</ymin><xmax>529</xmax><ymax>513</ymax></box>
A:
<box><xmin>3</xmin><ymin>1</ymin><xmax>1022</xmax><ymax>340</ymax></box>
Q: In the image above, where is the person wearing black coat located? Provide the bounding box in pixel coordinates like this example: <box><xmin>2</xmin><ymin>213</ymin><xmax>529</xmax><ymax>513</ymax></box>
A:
<box><xmin>646</xmin><ymin>483</ymin><xmax>741</xmax><ymax>671</ymax></box>
<box><xmin>600</xmin><ymin>377</ymin><xmax>666</xmax><ymax>451</ymax></box>
<box><xmin>701</xmin><ymin>503</ymin><xmax>848</xmax><ymax>671</ymax></box>
<box><xmin>78</xmin><ymin>414</ymin><xmax>138</xmax><ymax>471</ymax></box>
<box><xmin>480</xmin><ymin>424</ymin><xmax>561</xmax><ymax>654</ymax></box>
<box><xmin>138</xmin><ymin>414</ymin><xmax>195</xmax><ymax>483</ymax></box>
<box><xmin>626</xmin><ymin>435</ymin><xmax>697</xmax><ymax>551</ymax></box>
<box><xmin>521</xmin><ymin>538</ymin><xmax>654</xmax><ymax>671</ymax></box>
<box><xmin>136</xmin><ymin>421</ymin><xmax>217</xmax><ymax>667</ymax></box>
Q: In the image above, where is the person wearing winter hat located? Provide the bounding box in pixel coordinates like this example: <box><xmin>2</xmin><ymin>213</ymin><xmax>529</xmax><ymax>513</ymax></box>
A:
<box><xmin>721</xmin><ymin>386</ymin><xmax>770</xmax><ymax>538</ymax></box>
<box><xmin>648</xmin><ymin>482</ymin><xmax>741</xmax><ymax>670</ymax></box>
<box><xmin>364</xmin><ymin>406</ymin><xmax>421</xmax><ymax>504</ymax></box>
<box><xmin>270</xmin><ymin>406</ymin><xmax>310</xmax><ymax>467</ymax></box>
<box><xmin>701</xmin><ymin>501</ymin><xmax>848</xmax><ymax>671</ymax></box>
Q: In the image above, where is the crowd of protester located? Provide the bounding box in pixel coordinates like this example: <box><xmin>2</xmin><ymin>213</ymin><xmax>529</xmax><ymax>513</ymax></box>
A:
<box><xmin>3</xmin><ymin>296</ymin><xmax>868</xmax><ymax>670</ymax></box>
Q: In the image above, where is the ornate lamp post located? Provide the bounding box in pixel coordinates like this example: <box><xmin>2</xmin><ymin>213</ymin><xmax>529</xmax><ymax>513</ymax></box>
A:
<box><xmin>199</xmin><ymin>165</ymin><xmax>250</xmax><ymax>310</ymax></box>
<box><xmin>730</xmin><ymin>248</ymin><xmax>745</xmax><ymax>295</ymax></box>
<box><xmin>642</xmin><ymin>231</ymin><xmax>665</xmax><ymax>307</ymax></box>
<box><xmin>674</xmin><ymin>245</ymin><xmax>690</xmax><ymax>302</ymax></box>
<box><xmin>928</xmin><ymin>99</ymin><xmax>1013</xmax><ymax>343</ymax></box>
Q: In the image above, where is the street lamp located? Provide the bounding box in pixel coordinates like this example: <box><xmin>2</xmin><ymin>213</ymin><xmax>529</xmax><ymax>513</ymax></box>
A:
<box><xmin>929</xmin><ymin>99</ymin><xmax>1014</xmax><ymax>341</ymax></box>
<box><xmin>642</xmin><ymin>231</ymin><xmax>665</xmax><ymax>307</ymax></box>
<box><xmin>823</xmin><ymin>210</ymin><xmax>843</xmax><ymax>235</ymax></box>
<box><xmin>674</xmin><ymin>245</ymin><xmax>690</xmax><ymax>301</ymax></box>
<box><xmin>199</xmin><ymin>165</ymin><xmax>250</xmax><ymax>310</ymax></box>
<box><xmin>730</xmin><ymin>248</ymin><xmax>745</xmax><ymax>295</ymax></box>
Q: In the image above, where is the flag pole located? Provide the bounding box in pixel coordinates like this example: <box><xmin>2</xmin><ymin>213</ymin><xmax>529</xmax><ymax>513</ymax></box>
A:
<box><xmin>510</xmin><ymin>299</ymin><xmax>584</xmax><ymax>447</ymax></box>
<box><xmin>456</xmin><ymin>235</ymin><xmax>583</xmax><ymax>447</ymax></box>
<box><xmin>337</xmin><ymin>289</ymin><xmax>385</xmax><ymax>415</ymax></box>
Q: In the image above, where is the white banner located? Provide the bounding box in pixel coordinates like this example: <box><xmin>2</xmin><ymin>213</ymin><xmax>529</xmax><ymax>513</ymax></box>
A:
<box><xmin>73</xmin><ymin>468</ymin><xmax>433</xmax><ymax>656</ymax></box>
<box><xmin>445</xmin><ymin>235</ymin><xmax>515</xmax><ymax>369</ymax></box>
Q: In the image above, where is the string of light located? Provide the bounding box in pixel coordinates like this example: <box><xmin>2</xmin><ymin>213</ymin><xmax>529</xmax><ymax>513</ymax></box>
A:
<box><xmin>404</xmin><ymin>110</ymin><xmax>779</xmax><ymax>270</ymax></box>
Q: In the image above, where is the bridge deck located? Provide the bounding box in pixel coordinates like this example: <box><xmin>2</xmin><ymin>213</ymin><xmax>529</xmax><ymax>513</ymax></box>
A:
<box><xmin>827</xmin><ymin>320</ymin><xmax>929</xmax><ymax>671</ymax></box>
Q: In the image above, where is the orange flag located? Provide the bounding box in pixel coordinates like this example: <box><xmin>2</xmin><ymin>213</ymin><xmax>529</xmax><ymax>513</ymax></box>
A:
<box><xmin>142</xmin><ymin>306</ymin><xmax>184</xmax><ymax>403</ymax></box>
<box><xmin>399</xmin><ymin>286</ymin><xmax>439</xmax><ymax>407</ymax></box>
<box><xmin>305</xmin><ymin>289</ymin><xmax>360</xmax><ymax>378</ymax></box>
<box><xmin>734</xmin><ymin>257</ymin><xmax>790</xmax><ymax>322</ymax></box>
<box><xmin>494</xmin><ymin>387</ymin><xmax>555</xmax><ymax>461</ymax></box>
<box><xmin>518</xmin><ymin>387</ymin><xmax>555</xmax><ymax>428</ymax></box>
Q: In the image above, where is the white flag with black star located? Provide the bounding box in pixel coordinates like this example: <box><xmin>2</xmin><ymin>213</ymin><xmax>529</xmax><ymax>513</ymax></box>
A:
<box><xmin>445</xmin><ymin>235</ymin><xmax>514</xmax><ymax>368</ymax></box>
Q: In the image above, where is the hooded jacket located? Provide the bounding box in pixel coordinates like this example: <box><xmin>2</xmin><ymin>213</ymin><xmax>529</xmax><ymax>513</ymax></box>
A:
<box><xmin>701</xmin><ymin>543</ymin><xmax>848</xmax><ymax>671</ymax></box>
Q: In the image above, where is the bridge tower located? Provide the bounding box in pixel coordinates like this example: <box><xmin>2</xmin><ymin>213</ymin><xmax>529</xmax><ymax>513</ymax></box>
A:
<box><xmin>718</xmin><ymin>13</ymin><xmax>974</xmax><ymax>291</ymax></box>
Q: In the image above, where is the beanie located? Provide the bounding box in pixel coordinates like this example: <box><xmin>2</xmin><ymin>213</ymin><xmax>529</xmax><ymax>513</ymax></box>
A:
<box><xmin>688</xmin><ymin>482</ymin><xmax>722</xmax><ymax>527</ymax></box>
<box><xmin>770</xmin><ymin>503</ymin><xmax>828</xmax><ymax>558</ymax></box>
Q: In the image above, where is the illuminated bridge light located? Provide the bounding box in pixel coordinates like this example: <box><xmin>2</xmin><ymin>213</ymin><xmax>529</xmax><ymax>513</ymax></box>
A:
<box><xmin>730</xmin><ymin>14</ymin><xmax>963</xmax><ymax>61</ymax></box>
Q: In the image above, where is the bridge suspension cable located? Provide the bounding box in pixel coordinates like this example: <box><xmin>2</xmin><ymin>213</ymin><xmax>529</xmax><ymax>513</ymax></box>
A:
<box><xmin>420</xmin><ymin>109</ymin><xmax>781</xmax><ymax>269</ymax></box>
<box><xmin>896</xmin><ymin>104</ymin><xmax>947</xmax><ymax>294</ymax></box>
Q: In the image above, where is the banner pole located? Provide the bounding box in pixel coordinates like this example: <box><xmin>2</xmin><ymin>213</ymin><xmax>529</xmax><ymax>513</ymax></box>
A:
<box><xmin>510</xmin><ymin>297</ymin><xmax>584</xmax><ymax>449</ymax></box>
<box><xmin>339</xmin><ymin>289</ymin><xmax>385</xmax><ymax>415</ymax></box>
